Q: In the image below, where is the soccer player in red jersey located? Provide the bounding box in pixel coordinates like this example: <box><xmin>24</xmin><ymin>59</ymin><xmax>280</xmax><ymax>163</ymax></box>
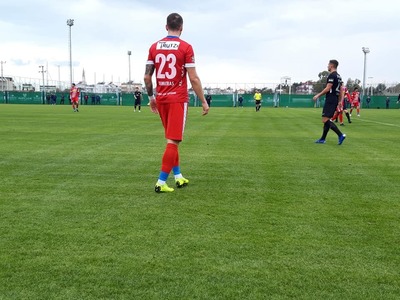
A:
<box><xmin>70</xmin><ymin>83</ymin><xmax>80</xmax><ymax>112</ymax></box>
<box><xmin>331</xmin><ymin>86</ymin><xmax>352</xmax><ymax>125</ymax></box>
<box><xmin>350</xmin><ymin>87</ymin><xmax>360</xmax><ymax>117</ymax></box>
<box><xmin>144</xmin><ymin>13</ymin><xmax>209</xmax><ymax>193</ymax></box>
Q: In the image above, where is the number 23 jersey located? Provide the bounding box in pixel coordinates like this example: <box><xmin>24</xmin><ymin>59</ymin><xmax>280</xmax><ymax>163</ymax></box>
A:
<box><xmin>146</xmin><ymin>36</ymin><xmax>196</xmax><ymax>103</ymax></box>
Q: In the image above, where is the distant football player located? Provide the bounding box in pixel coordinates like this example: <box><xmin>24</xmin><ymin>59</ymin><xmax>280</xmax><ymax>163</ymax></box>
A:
<box><xmin>313</xmin><ymin>60</ymin><xmax>346</xmax><ymax>145</ymax></box>
<box><xmin>238</xmin><ymin>95</ymin><xmax>244</xmax><ymax>107</ymax></box>
<box><xmin>254</xmin><ymin>90</ymin><xmax>262</xmax><ymax>112</ymax></box>
<box><xmin>70</xmin><ymin>83</ymin><xmax>80</xmax><ymax>112</ymax></box>
<box><xmin>144</xmin><ymin>13</ymin><xmax>209</xmax><ymax>193</ymax></box>
<box><xmin>349</xmin><ymin>87</ymin><xmax>360</xmax><ymax>117</ymax></box>
<box><xmin>206</xmin><ymin>94</ymin><xmax>212</xmax><ymax>107</ymax></box>
<box><xmin>133</xmin><ymin>87</ymin><xmax>142</xmax><ymax>112</ymax></box>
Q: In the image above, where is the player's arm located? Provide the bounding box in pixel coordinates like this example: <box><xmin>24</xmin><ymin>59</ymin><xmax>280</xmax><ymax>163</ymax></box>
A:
<box><xmin>144</xmin><ymin>63</ymin><xmax>157</xmax><ymax>114</ymax></box>
<box><xmin>187</xmin><ymin>67</ymin><xmax>209</xmax><ymax>116</ymax></box>
<box><xmin>313</xmin><ymin>83</ymin><xmax>333</xmax><ymax>101</ymax></box>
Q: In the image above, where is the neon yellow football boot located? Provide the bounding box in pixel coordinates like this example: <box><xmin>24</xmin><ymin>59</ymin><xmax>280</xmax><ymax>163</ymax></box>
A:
<box><xmin>175</xmin><ymin>177</ymin><xmax>189</xmax><ymax>188</ymax></box>
<box><xmin>155</xmin><ymin>183</ymin><xmax>174</xmax><ymax>193</ymax></box>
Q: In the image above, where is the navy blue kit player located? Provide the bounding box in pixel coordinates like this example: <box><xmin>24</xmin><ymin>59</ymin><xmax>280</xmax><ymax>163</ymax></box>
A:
<box><xmin>134</xmin><ymin>87</ymin><xmax>142</xmax><ymax>112</ymax></box>
<box><xmin>313</xmin><ymin>60</ymin><xmax>346</xmax><ymax>145</ymax></box>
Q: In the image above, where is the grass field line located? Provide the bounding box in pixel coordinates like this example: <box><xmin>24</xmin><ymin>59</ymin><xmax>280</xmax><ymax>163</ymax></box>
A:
<box><xmin>357</xmin><ymin>118</ymin><xmax>400</xmax><ymax>128</ymax></box>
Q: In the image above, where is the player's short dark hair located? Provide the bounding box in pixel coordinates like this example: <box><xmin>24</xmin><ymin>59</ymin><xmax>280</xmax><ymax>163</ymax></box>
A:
<box><xmin>329</xmin><ymin>60</ymin><xmax>339</xmax><ymax>68</ymax></box>
<box><xmin>167</xmin><ymin>13</ymin><xmax>183</xmax><ymax>31</ymax></box>
<box><xmin>354</xmin><ymin>87</ymin><xmax>359</xmax><ymax>91</ymax></box>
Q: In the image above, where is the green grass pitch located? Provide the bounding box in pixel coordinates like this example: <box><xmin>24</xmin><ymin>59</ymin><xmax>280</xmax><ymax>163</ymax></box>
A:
<box><xmin>1</xmin><ymin>104</ymin><xmax>399</xmax><ymax>299</ymax></box>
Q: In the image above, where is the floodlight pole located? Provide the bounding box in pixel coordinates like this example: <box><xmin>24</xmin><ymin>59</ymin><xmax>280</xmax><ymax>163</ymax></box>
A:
<box><xmin>67</xmin><ymin>19</ymin><xmax>74</xmax><ymax>87</ymax></box>
<box><xmin>368</xmin><ymin>76</ymin><xmax>373</xmax><ymax>96</ymax></box>
<box><xmin>39</xmin><ymin>65</ymin><xmax>46</xmax><ymax>104</ymax></box>
<box><xmin>281</xmin><ymin>76</ymin><xmax>291</xmax><ymax>95</ymax></box>
<box><xmin>128</xmin><ymin>50</ymin><xmax>132</xmax><ymax>83</ymax></box>
<box><xmin>128</xmin><ymin>50</ymin><xmax>132</xmax><ymax>92</ymax></box>
<box><xmin>1</xmin><ymin>61</ymin><xmax>6</xmax><ymax>92</ymax></box>
<box><xmin>362</xmin><ymin>47</ymin><xmax>370</xmax><ymax>103</ymax></box>
<box><xmin>57</xmin><ymin>65</ymin><xmax>61</xmax><ymax>91</ymax></box>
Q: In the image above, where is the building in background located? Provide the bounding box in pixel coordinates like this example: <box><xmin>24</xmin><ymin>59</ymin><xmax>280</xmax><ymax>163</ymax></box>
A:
<box><xmin>120</xmin><ymin>82</ymin><xmax>142</xmax><ymax>93</ymax></box>
<box><xmin>22</xmin><ymin>84</ymin><xmax>35</xmax><ymax>92</ymax></box>
<box><xmin>0</xmin><ymin>77</ymin><xmax>16</xmax><ymax>91</ymax></box>
<box><xmin>295</xmin><ymin>81</ymin><xmax>314</xmax><ymax>94</ymax></box>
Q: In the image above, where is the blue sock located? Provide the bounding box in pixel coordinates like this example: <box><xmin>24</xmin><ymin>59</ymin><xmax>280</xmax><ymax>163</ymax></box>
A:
<box><xmin>173</xmin><ymin>166</ymin><xmax>183</xmax><ymax>180</ymax></box>
<box><xmin>172</xmin><ymin>166</ymin><xmax>181</xmax><ymax>175</ymax></box>
<box><xmin>159</xmin><ymin>171</ymin><xmax>169</xmax><ymax>181</ymax></box>
<box><xmin>157</xmin><ymin>171</ymin><xmax>169</xmax><ymax>185</ymax></box>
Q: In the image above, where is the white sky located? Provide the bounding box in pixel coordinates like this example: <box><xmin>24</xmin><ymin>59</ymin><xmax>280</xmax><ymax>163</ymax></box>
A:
<box><xmin>1</xmin><ymin>0</ymin><xmax>399</xmax><ymax>87</ymax></box>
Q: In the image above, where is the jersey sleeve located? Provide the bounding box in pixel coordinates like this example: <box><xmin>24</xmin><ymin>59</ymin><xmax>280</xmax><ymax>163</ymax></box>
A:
<box><xmin>327</xmin><ymin>73</ymin><xmax>335</xmax><ymax>84</ymax></box>
<box><xmin>146</xmin><ymin>44</ymin><xmax>155</xmax><ymax>65</ymax></box>
<box><xmin>184</xmin><ymin>44</ymin><xmax>196</xmax><ymax>68</ymax></box>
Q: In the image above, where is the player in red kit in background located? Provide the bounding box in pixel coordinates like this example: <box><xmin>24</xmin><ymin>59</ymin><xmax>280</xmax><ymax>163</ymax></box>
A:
<box><xmin>350</xmin><ymin>87</ymin><xmax>360</xmax><ymax>117</ymax></box>
<box><xmin>70</xmin><ymin>83</ymin><xmax>80</xmax><ymax>112</ymax></box>
<box><xmin>331</xmin><ymin>86</ymin><xmax>352</xmax><ymax>125</ymax></box>
<box><xmin>144</xmin><ymin>13</ymin><xmax>209</xmax><ymax>193</ymax></box>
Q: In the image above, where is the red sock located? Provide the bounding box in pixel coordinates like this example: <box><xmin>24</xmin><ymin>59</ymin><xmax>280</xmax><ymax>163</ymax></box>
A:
<box><xmin>174</xmin><ymin>150</ymin><xmax>180</xmax><ymax>168</ymax></box>
<box><xmin>332</xmin><ymin>112</ymin><xmax>338</xmax><ymax>121</ymax></box>
<box><xmin>339</xmin><ymin>113</ymin><xmax>343</xmax><ymax>123</ymax></box>
<box><xmin>161</xmin><ymin>143</ymin><xmax>178</xmax><ymax>174</ymax></box>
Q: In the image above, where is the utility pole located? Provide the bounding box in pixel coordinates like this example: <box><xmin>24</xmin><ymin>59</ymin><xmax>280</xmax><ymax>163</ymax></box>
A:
<box><xmin>368</xmin><ymin>76</ymin><xmax>374</xmax><ymax>96</ymax></box>
<box><xmin>1</xmin><ymin>61</ymin><xmax>6</xmax><ymax>92</ymax></box>
<box><xmin>46</xmin><ymin>61</ymin><xmax>49</xmax><ymax>91</ymax></box>
<box><xmin>128</xmin><ymin>50</ymin><xmax>132</xmax><ymax>85</ymax></box>
<box><xmin>39</xmin><ymin>65</ymin><xmax>46</xmax><ymax>104</ymax></box>
<box><xmin>67</xmin><ymin>19</ymin><xmax>74</xmax><ymax>87</ymax></box>
<box><xmin>362</xmin><ymin>47</ymin><xmax>370</xmax><ymax>103</ymax></box>
<box><xmin>57</xmin><ymin>65</ymin><xmax>61</xmax><ymax>91</ymax></box>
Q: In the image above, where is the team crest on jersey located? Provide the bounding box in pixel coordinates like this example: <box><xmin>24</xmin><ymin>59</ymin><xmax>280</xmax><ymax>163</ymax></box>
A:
<box><xmin>157</xmin><ymin>41</ymin><xmax>180</xmax><ymax>50</ymax></box>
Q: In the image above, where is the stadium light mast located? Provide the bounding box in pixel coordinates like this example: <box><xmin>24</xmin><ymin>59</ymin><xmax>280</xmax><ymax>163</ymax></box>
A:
<box><xmin>127</xmin><ymin>50</ymin><xmax>132</xmax><ymax>91</ymax></box>
<box><xmin>281</xmin><ymin>76</ymin><xmax>292</xmax><ymax>95</ymax></box>
<box><xmin>1</xmin><ymin>61</ymin><xmax>6</xmax><ymax>92</ymax></box>
<box><xmin>368</xmin><ymin>76</ymin><xmax>374</xmax><ymax>96</ymax></box>
<box><xmin>57</xmin><ymin>65</ymin><xmax>61</xmax><ymax>91</ymax></box>
<box><xmin>67</xmin><ymin>19</ymin><xmax>74</xmax><ymax>87</ymax></box>
<box><xmin>39</xmin><ymin>65</ymin><xmax>46</xmax><ymax>104</ymax></box>
<box><xmin>362</xmin><ymin>47</ymin><xmax>370</xmax><ymax>102</ymax></box>
<box><xmin>128</xmin><ymin>50</ymin><xmax>132</xmax><ymax>82</ymax></box>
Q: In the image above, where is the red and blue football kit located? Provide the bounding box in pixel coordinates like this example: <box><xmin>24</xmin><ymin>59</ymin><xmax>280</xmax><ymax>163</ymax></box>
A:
<box><xmin>351</xmin><ymin>91</ymin><xmax>360</xmax><ymax>107</ymax></box>
<box><xmin>70</xmin><ymin>87</ymin><xmax>80</xmax><ymax>103</ymax></box>
<box><xmin>146</xmin><ymin>36</ymin><xmax>195</xmax><ymax>141</ymax></box>
<box><xmin>331</xmin><ymin>86</ymin><xmax>352</xmax><ymax>124</ymax></box>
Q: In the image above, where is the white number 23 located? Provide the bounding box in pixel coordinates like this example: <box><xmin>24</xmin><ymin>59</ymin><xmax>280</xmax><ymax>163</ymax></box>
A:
<box><xmin>155</xmin><ymin>53</ymin><xmax>177</xmax><ymax>80</ymax></box>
